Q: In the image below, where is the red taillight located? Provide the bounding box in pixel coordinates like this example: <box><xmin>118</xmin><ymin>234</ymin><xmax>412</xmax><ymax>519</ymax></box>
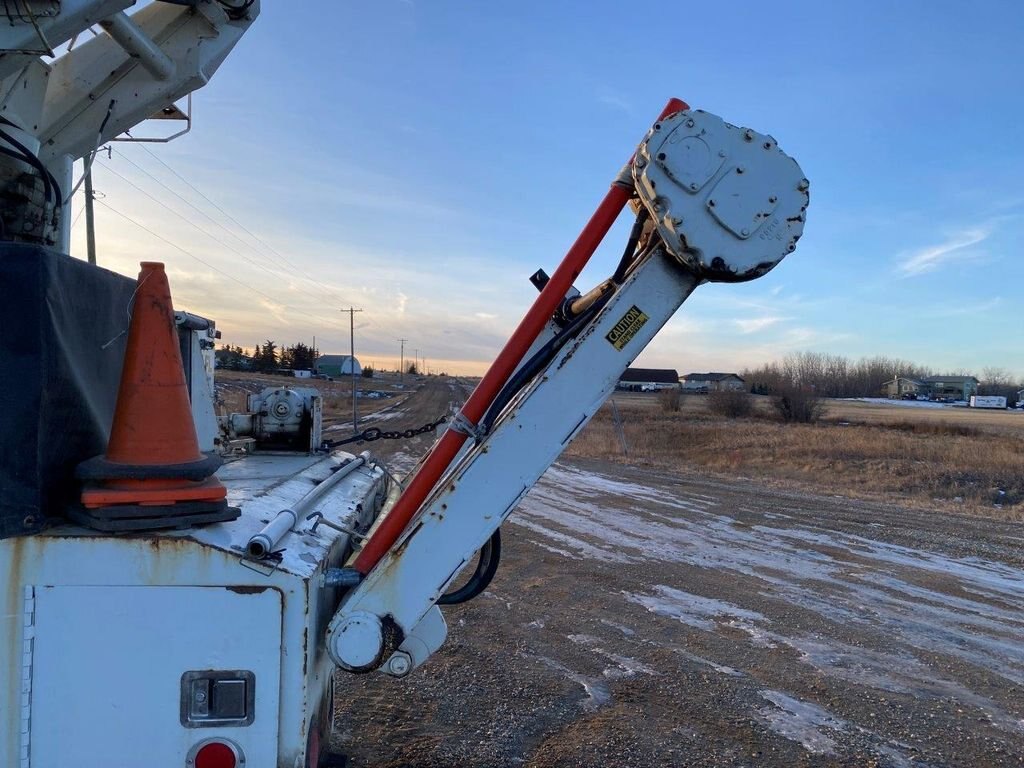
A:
<box><xmin>193</xmin><ymin>741</ymin><xmax>238</xmax><ymax>768</ymax></box>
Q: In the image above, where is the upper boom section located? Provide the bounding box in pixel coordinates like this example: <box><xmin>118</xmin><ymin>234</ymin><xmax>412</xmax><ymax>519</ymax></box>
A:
<box><xmin>0</xmin><ymin>0</ymin><xmax>134</xmax><ymax>82</ymax></box>
<box><xmin>0</xmin><ymin>1</ymin><xmax>259</xmax><ymax>249</ymax></box>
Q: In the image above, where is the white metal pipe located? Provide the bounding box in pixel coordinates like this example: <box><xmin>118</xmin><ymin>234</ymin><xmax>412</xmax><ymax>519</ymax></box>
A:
<box><xmin>292</xmin><ymin>451</ymin><xmax>370</xmax><ymax>517</ymax></box>
<box><xmin>99</xmin><ymin>12</ymin><xmax>176</xmax><ymax>81</ymax></box>
<box><xmin>246</xmin><ymin>509</ymin><xmax>297</xmax><ymax>560</ymax></box>
<box><xmin>246</xmin><ymin>452</ymin><xmax>370</xmax><ymax>559</ymax></box>
<box><xmin>51</xmin><ymin>153</ymin><xmax>73</xmax><ymax>255</ymax></box>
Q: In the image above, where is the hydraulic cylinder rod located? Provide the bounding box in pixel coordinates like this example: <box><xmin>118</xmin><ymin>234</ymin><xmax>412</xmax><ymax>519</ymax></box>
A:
<box><xmin>247</xmin><ymin>452</ymin><xmax>369</xmax><ymax>558</ymax></box>
<box><xmin>352</xmin><ymin>97</ymin><xmax>688</xmax><ymax>574</ymax></box>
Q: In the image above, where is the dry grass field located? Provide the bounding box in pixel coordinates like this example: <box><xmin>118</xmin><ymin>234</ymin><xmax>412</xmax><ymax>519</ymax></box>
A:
<box><xmin>567</xmin><ymin>393</ymin><xmax>1024</xmax><ymax>518</ymax></box>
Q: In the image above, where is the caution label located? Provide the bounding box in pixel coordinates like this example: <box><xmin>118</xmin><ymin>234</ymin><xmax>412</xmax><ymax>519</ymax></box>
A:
<box><xmin>605</xmin><ymin>305</ymin><xmax>649</xmax><ymax>351</ymax></box>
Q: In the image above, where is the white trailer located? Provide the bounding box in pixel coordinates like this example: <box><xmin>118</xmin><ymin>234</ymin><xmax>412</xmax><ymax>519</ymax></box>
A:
<box><xmin>970</xmin><ymin>395</ymin><xmax>1007</xmax><ymax>409</ymax></box>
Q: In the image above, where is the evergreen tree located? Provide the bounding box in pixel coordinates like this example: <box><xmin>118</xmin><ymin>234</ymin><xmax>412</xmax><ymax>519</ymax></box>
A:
<box><xmin>255</xmin><ymin>340</ymin><xmax>278</xmax><ymax>372</ymax></box>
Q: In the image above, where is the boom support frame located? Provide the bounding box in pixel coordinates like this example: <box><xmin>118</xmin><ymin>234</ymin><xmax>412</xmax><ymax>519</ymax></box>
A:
<box><xmin>327</xmin><ymin>103</ymin><xmax>810</xmax><ymax>675</ymax></box>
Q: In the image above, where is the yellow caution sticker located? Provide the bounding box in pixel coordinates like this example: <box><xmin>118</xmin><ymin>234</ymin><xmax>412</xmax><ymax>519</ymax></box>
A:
<box><xmin>606</xmin><ymin>305</ymin><xmax>649</xmax><ymax>351</ymax></box>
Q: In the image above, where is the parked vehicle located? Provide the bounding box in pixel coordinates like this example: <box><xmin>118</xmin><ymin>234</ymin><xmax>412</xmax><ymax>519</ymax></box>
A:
<box><xmin>970</xmin><ymin>395</ymin><xmax>1007</xmax><ymax>410</ymax></box>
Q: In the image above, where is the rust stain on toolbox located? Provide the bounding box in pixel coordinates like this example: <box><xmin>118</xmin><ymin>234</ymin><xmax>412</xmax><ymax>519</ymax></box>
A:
<box><xmin>605</xmin><ymin>305</ymin><xmax>649</xmax><ymax>351</ymax></box>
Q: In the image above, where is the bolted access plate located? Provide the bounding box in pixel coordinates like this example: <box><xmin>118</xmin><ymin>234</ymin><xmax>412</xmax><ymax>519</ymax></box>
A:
<box><xmin>633</xmin><ymin>109</ymin><xmax>809</xmax><ymax>282</ymax></box>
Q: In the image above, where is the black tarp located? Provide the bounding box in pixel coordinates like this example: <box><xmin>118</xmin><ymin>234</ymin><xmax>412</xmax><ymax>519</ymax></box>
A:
<box><xmin>1</xmin><ymin>244</ymin><xmax>135</xmax><ymax>537</ymax></box>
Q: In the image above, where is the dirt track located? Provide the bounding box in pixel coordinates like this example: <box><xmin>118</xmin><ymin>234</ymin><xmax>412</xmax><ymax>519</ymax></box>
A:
<box><xmin>333</xmin><ymin>379</ymin><xmax>1024</xmax><ymax>767</ymax></box>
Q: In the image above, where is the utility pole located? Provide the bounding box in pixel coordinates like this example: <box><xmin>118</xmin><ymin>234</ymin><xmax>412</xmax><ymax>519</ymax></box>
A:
<box><xmin>342</xmin><ymin>307</ymin><xmax>363</xmax><ymax>432</ymax></box>
<box><xmin>414</xmin><ymin>348</ymin><xmax>419</xmax><ymax>375</ymax></box>
<box><xmin>83</xmin><ymin>166</ymin><xmax>96</xmax><ymax>265</ymax></box>
<box><xmin>398</xmin><ymin>338</ymin><xmax>407</xmax><ymax>386</ymax></box>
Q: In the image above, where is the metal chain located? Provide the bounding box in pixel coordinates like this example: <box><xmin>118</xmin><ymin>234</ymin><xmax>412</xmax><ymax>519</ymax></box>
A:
<box><xmin>323</xmin><ymin>416</ymin><xmax>448</xmax><ymax>449</ymax></box>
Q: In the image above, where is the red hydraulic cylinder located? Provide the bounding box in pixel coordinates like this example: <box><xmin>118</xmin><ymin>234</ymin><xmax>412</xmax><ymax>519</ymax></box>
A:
<box><xmin>352</xmin><ymin>97</ymin><xmax>689</xmax><ymax>575</ymax></box>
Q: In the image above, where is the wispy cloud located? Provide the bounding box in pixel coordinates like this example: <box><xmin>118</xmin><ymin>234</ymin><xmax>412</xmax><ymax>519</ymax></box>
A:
<box><xmin>923</xmin><ymin>296</ymin><xmax>1002</xmax><ymax>318</ymax></box>
<box><xmin>474</xmin><ymin>312</ymin><xmax>497</xmax><ymax>320</ymax></box>
<box><xmin>259</xmin><ymin>298</ymin><xmax>290</xmax><ymax>325</ymax></box>
<box><xmin>733</xmin><ymin>315</ymin><xmax>788</xmax><ymax>334</ymax></box>
<box><xmin>897</xmin><ymin>225</ymin><xmax>992</xmax><ymax>276</ymax></box>
<box><xmin>596</xmin><ymin>92</ymin><xmax>632</xmax><ymax>115</ymax></box>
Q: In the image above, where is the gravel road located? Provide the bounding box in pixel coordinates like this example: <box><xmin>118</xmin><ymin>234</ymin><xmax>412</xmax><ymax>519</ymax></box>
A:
<box><xmin>332</xmin><ymin>379</ymin><xmax>1024</xmax><ymax>767</ymax></box>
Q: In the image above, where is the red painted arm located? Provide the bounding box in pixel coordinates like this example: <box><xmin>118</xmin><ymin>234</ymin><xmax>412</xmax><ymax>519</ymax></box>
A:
<box><xmin>353</xmin><ymin>98</ymin><xmax>689</xmax><ymax>574</ymax></box>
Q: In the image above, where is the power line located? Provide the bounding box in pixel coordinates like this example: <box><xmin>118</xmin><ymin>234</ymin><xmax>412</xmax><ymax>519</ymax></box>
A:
<box><xmin>95</xmin><ymin>197</ymin><xmax>277</xmax><ymax>301</ymax></box>
<box><xmin>132</xmin><ymin>141</ymin><xmax>352</xmax><ymax>307</ymax></box>
<box><xmin>94</xmin><ymin>198</ymin><xmax>351</xmax><ymax>332</ymax></box>
<box><xmin>95</xmin><ymin>159</ymin><xmax>341</xmax><ymax>310</ymax></box>
<box><xmin>110</xmin><ymin>148</ymin><xmax>286</xmax><ymax>275</ymax></box>
<box><xmin>113</xmin><ymin>147</ymin><xmax>352</xmax><ymax>308</ymax></box>
<box><xmin>69</xmin><ymin>203</ymin><xmax>86</xmax><ymax>231</ymax></box>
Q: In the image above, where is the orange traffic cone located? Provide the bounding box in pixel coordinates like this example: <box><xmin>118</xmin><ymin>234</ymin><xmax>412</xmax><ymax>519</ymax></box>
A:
<box><xmin>73</xmin><ymin>262</ymin><xmax>237</xmax><ymax>531</ymax></box>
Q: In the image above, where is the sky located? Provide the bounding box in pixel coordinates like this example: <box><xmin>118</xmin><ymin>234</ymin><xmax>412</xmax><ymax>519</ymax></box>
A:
<box><xmin>70</xmin><ymin>1</ymin><xmax>1024</xmax><ymax>378</ymax></box>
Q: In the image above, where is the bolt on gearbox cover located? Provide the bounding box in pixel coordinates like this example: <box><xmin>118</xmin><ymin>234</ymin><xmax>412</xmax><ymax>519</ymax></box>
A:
<box><xmin>633</xmin><ymin>109</ymin><xmax>809</xmax><ymax>282</ymax></box>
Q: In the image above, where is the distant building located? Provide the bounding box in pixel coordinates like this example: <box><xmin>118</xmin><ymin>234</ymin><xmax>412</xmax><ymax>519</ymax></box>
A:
<box><xmin>880</xmin><ymin>376</ymin><xmax>923</xmax><ymax>399</ymax></box>
<box><xmin>921</xmin><ymin>375</ymin><xmax>978</xmax><ymax>402</ymax></box>
<box><xmin>315</xmin><ymin>354</ymin><xmax>362</xmax><ymax>377</ymax></box>
<box><xmin>617</xmin><ymin>368</ymin><xmax>680</xmax><ymax>392</ymax></box>
<box><xmin>681</xmin><ymin>372</ymin><xmax>745</xmax><ymax>392</ymax></box>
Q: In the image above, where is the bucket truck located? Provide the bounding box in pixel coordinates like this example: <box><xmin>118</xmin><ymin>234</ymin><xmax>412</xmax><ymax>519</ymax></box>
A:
<box><xmin>0</xmin><ymin>3</ymin><xmax>808</xmax><ymax>766</ymax></box>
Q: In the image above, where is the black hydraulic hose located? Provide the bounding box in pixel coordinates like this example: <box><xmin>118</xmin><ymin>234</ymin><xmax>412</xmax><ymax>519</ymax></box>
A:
<box><xmin>0</xmin><ymin>143</ymin><xmax>52</xmax><ymax>206</ymax></box>
<box><xmin>612</xmin><ymin>207</ymin><xmax>649</xmax><ymax>284</ymax></box>
<box><xmin>0</xmin><ymin>126</ymin><xmax>60</xmax><ymax>208</ymax></box>
<box><xmin>480</xmin><ymin>289</ymin><xmax>613</xmax><ymax>434</ymax></box>
<box><xmin>438</xmin><ymin>528</ymin><xmax>502</xmax><ymax>605</ymax></box>
<box><xmin>480</xmin><ymin>228</ymin><xmax>665</xmax><ymax>436</ymax></box>
<box><xmin>479</xmin><ymin>216</ymin><xmax>657</xmax><ymax>435</ymax></box>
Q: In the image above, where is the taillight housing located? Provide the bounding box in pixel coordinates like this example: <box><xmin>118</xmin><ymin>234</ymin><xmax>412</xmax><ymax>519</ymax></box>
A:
<box><xmin>188</xmin><ymin>739</ymin><xmax>244</xmax><ymax>768</ymax></box>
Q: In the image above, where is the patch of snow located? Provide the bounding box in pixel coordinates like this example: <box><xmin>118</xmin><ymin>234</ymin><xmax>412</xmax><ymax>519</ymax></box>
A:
<box><xmin>758</xmin><ymin>690</ymin><xmax>848</xmax><ymax>755</ymax></box>
<box><xmin>839</xmin><ymin>397</ymin><xmax>955</xmax><ymax>409</ymax></box>
<box><xmin>599</xmin><ymin>618</ymin><xmax>636</xmax><ymax>637</ymax></box>
<box><xmin>671</xmin><ymin>648</ymin><xmax>743</xmax><ymax>677</ymax></box>
<box><xmin>726</xmin><ymin>620</ymin><xmax>778</xmax><ymax>649</ymax></box>
<box><xmin>514</xmin><ymin>462</ymin><xmax>1024</xmax><ymax>691</ymax></box>
<box><xmin>567</xmin><ymin>634</ymin><xmax>656</xmax><ymax>676</ymax></box>
<box><xmin>512</xmin><ymin>516</ymin><xmax>631</xmax><ymax>563</ymax></box>
<box><xmin>624</xmin><ymin>585</ymin><xmax>766</xmax><ymax>631</ymax></box>
<box><xmin>524</xmin><ymin>538</ymin><xmax>579</xmax><ymax>559</ymax></box>
<box><xmin>531</xmin><ymin>655</ymin><xmax>611</xmax><ymax>711</ymax></box>
<box><xmin>360</xmin><ymin>409</ymin><xmax>406</xmax><ymax>423</ymax></box>
<box><xmin>386</xmin><ymin>450</ymin><xmax>418</xmax><ymax>477</ymax></box>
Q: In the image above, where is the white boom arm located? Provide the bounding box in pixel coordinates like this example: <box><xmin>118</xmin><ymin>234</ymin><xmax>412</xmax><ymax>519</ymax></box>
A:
<box><xmin>326</xmin><ymin>107</ymin><xmax>809</xmax><ymax>676</ymax></box>
<box><xmin>0</xmin><ymin>0</ymin><xmax>259</xmax><ymax>250</ymax></box>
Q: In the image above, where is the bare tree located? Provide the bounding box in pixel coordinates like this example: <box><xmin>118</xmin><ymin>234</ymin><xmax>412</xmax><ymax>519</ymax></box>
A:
<box><xmin>658</xmin><ymin>387</ymin><xmax>681</xmax><ymax>412</ymax></box>
<box><xmin>708</xmin><ymin>389</ymin><xmax>752</xmax><ymax>418</ymax></box>
<box><xmin>773</xmin><ymin>383</ymin><xmax>824</xmax><ymax>423</ymax></box>
<box><xmin>744</xmin><ymin>352</ymin><xmax>933</xmax><ymax>399</ymax></box>
<box><xmin>980</xmin><ymin>366</ymin><xmax>1019</xmax><ymax>401</ymax></box>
